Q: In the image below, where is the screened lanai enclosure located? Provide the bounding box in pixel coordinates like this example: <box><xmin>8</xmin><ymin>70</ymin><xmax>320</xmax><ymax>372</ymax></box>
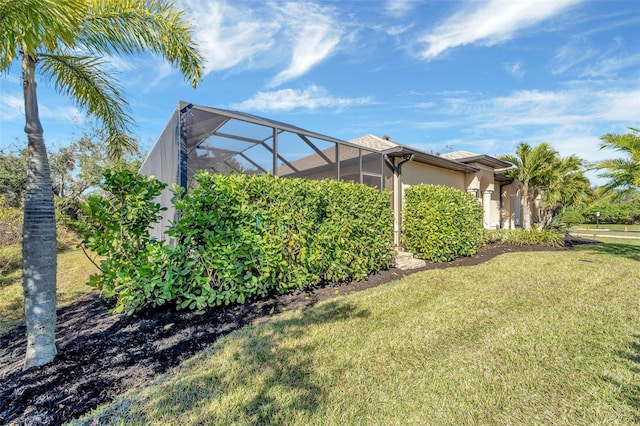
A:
<box><xmin>140</xmin><ymin>102</ymin><xmax>391</xmax><ymax>238</ymax></box>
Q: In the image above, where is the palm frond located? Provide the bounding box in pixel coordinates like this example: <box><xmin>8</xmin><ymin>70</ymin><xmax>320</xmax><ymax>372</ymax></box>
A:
<box><xmin>38</xmin><ymin>53</ymin><xmax>136</xmax><ymax>159</ymax></box>
<box><xmin>600</xmin><ymin>128</ymin><xmax>640</xmax><ymax>160</ymax></box>
<box><xmin>0</xmin><ymin>0</ymin><xmax>84</xmax><ymax>70</ymax></box>
<box><xmin>78</xmin><ymin>0</ymin><xmax>203</xmax><ymax>87</ymax></box>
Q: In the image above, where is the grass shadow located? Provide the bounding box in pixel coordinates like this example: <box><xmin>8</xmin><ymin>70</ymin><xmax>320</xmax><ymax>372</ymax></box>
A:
<box><xmin>606</xmin><ymin>334</ymin><xmax>640</xmax><ymax>423</ymax></box>
<box><xmin>93</xmin><ymin>300</ymin><xmax>370</xmax><ymax>424</ymax></box>
<box><xmin>578</xmin><ymin>242</ymin><xmax>640</xmax><ymax>262</ymax></box>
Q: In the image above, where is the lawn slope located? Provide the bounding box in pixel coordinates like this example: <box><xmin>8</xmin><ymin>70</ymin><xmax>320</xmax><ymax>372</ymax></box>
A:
<box><xmin>76</xmin><ymin>245</ymin><xmax>640</xmax><ymax>425</ymax></box>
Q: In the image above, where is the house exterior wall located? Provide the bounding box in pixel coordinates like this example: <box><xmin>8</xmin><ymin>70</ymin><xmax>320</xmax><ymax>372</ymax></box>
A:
<box><xmin>465</xmin><ymin>163</ymin><xmax>499</xmax><ymax>229</ymax></box>
<box><xmin>394</xmin><ymin>159</ymin><xmax>516</xmax><ymax>247</ymax></box>
<box><xmin>402</xmin><ymin>162</ymin><xmax>466</xmax><ymax>189</ymax></box>
<box><xmin>394</xmin><ymin>160</ymin><xmax>523</xmax><ymax>239</ymax></box>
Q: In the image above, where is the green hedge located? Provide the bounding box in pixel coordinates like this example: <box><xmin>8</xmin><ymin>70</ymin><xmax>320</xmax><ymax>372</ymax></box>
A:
<box><xmin>402</xmin><ymin>184</ymin><xmax>484</xmax><ymax>262</ymax></box>
<box><xmin>81</xmin><ymin>170</ymin><xmax>393</xmax><ymax>313</ymax></box>
<box><xmin>80</xmin><ymin>170</ymin><xmax>172</xmax><ymax>312</ymax></box>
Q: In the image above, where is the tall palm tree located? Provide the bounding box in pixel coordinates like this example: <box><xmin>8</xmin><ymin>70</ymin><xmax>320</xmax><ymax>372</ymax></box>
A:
<box><xmin>0</xmin><ymin>0</ymin><xmax>203</xmax><ymax>369</ymax></box>
<box><xmin>498</xmin><ymin>142</ymin><xmax>558</xmax><ymax>230</ymax></box>
<box><xmin>595</xmin><ymin>127</ymin><xmax>640</xmax><ymax>194</ymax></box>
<box><xmin>538</xmin><ymin>155</ymin><xmax>591</xmax><ymax>229</ymax></box>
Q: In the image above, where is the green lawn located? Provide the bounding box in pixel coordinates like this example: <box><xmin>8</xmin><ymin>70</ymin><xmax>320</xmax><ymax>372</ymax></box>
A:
<box><xmin>76</xmin><ymin>243</ymin><xmax>640</xmax><ymax>425</ymax></box>
<box><xmin>0</xmin><ymin>247</ymin><xmax>96</xmax><ymax>334</ymax></box>
<box><xmin>586</xmin><ymin>237</ymin><xmax>640</xmax><ymax>247</ymax></box>
<box><xmin>570</xmin><ymin>231</ymin><xmax>640</xmax><ymax>242</ymax></box>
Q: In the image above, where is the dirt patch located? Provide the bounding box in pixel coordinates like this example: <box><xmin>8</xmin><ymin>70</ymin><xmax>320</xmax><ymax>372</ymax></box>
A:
<box><xmin>0</xmin><ymin>240</ymin><xmax>592</xmax><ymax>425</ymax></box>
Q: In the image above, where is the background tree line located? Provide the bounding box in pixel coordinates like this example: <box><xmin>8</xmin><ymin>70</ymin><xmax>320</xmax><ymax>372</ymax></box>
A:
<box><xmin>1</xmin><ymin>129</ymin><xmax>143</xmax><ymax>215</ymax></box>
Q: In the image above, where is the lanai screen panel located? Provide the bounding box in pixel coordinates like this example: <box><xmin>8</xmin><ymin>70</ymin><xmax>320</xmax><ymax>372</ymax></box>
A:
<box><xmin>277</xmin><ymin>133</ymin><xmax>337</xmax><ymax>179</ymax></box>
<box><xmin>140</xmin><ymin>102</ymin><xmax>387</xmax><ymax>239</ymax></box>
<box><xmin>139</xmin><ymin>111</ymin><xmax>179</xmax><ymax>239</ymax></box>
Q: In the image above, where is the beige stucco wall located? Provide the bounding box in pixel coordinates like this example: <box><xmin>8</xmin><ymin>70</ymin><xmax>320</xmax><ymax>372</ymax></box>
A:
<box><xmin>465</xmin><ymin>163</ymin><xmax>495</xmax><ymax>192</ymax></box>
<box><xmin>402</xmin><ymin>162</ymin><xmax>466</xmax><ymax>189</ymax></box>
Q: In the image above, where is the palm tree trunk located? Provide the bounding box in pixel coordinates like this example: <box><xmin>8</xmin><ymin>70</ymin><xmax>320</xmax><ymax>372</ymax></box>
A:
<box><xmin>522</xmin><ymin>183</ymin><xmax>531</xmax><ymax>230</ymax></box>
<box><xmin>22</xmin><ymin>54</ymin><xmax>58</xmax><ymax>370</ymax></box>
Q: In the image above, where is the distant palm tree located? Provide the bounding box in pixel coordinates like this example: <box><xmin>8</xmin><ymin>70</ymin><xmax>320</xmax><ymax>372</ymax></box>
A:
<box><xmin>538</xmin><ymin>155</ymin><xmax>591</xmax><ymax>229</ymax></box>
<box><xmin>0</xmin><ymin>0</ymin><xmax>203</xmax><ymax>369</ymax></box>
<box><xmin>595</xmin><ymin>127</ymin><xmax>640</xmax><ymax>194</ymax></box>
<box><xmin>498</xmin><ymin>142</ymin><xmax>558</xmax><ymax>230</ymax></box>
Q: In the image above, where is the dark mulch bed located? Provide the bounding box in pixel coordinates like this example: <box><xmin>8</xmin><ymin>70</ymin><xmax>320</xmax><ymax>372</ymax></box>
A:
<box><xmin>0</xmin><ymin>239</ymin><xmax>595</xmax><ymax>425</ymax></box>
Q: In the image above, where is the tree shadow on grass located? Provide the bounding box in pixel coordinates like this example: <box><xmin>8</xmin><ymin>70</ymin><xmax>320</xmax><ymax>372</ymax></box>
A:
<box><xmin>605</xmin><ymin>334</ymin><xmax>640</xmax><ymax>423</ymax></box>
<box><xmin>89</xmin><ymin>300</ymin><xmax>370</xmax><ymax>424</ymax></box>
<box><xmin>577</xmin><ymin>242</ymin><xmax>640</xmax><ymax>262</ymax></box>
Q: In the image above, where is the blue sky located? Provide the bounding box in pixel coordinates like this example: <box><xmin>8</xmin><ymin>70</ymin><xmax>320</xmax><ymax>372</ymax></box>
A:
<box><xmin>1</xmin><ymin>0</ymin><xmax>639</xmax><ymax>185</ymax></box>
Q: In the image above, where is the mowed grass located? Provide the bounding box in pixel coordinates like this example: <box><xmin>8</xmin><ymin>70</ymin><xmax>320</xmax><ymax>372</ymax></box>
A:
<box><xmin>570</xmin><ymin>233</ymin><xmax>640</xmax><ymax>246</ymax></box>
<box><xmin>0</xmin><ymin>247</ymin><xmax>96</xmax><ymax>334</ymax></box>
<box><xmin>77</xmin><ymin>245</ymin><xmax>640</xmax><ymax>425</ymax></box>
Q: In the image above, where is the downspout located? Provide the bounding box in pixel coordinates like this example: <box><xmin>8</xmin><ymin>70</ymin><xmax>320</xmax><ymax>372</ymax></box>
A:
<box><xmin>384</xmin><ymin>153</ymin><xmax>414</xmax><ymax>251</ymax></box>
<box><xmin>178</xmin><ymin>103</ymin><xmax>192</xmax><ymax>189</ymax></box>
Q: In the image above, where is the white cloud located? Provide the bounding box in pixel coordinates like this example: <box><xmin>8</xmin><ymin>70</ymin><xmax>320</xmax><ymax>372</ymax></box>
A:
<box><xmin>551</xmin><ymin>44</ymin><xmax>598</xmax><ymax>75</ymax></box>
<box><xmin>0</xmin><ymin>94</ymin><xmax>24</xmax><ymax>121</ymax></box>
<box><xmin>416</xmin><ymin>0</ymin><xmax>580</xmax><ymax>60</ymax></box>
<box><xmin>183</xmin><ymin>0</ymin><xmax>280</xmax><ymax>74</ymax></box>
<box><xmin>413</xmin><ymin>121</ymin><xmax>455</xmax><ymax>129</ymax></box>
<box><xmin>143</xmin><ymin>59</ymin><xmax>176</xmax><ymax>92</ymax></box>
<box><xmin>491</xmin><ymin>89</ymin><xmax>640</xmax><ymax>125</ymax></box>
<box><xmin>386</xmin><ymin>23</ymin><xmax>414</xmax><ymax>37</ymax></box>
<box><xmin>1</xmin><ymin>94</ymin><xmax>82</xmax><ymax>123</ymax></box>
<box><xmin>269</xmin><ymin>3</ymin><xmax>342</xmax><ymax>87</ymax></box>
<box><xmin>593</xmin><ymin>89</ymin><xmax>640</xmax><ymax>122</ymax></box>
<box><xmin>230</xmin><ymin>85</ymin><xmax>374</xmax><ymax>112</ymax></box>
<box><xmin>384</xmin><ymin>0</ymin><xmax>414</xmax><ymax>18</ymax></box>
<box><xmin>103</xmin><ymin>55</ymin><xmax>137</xmax><ymax>73</ymax></box>
<box><xmin>505</xmin><ymin>60</ymin><xmax>525</xmax><ymax>79</ymax></box>
<box><xmin>181</xmin><ymin>1</ymin><xmax>343</xmax><ymax>86</ymax></box>
<box><xmin>581</xmin><ymin>53</ymin><xmax>640</xmax><ymax>78</ymax></box>
<box><xmin>418</xmin><ymin>87</ymin><xmax>640</xmax><ymax>171</ymax></box>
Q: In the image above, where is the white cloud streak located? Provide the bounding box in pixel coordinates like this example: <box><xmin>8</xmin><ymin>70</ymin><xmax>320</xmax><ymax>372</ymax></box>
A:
<box><xmin>230</xmin><ymin>85</ymin><xmax>373</xmax><ymax>112</ymax></box>
<box><xmin>580</xmin><ymin>53</ymin><xmax>640</xmax><ymax>78</ymax></box>
<box><xmin>505</xmin><ymin>60</ymin><xmax>525</xmax><ymax>79</ymax></box>
<box><xmin>417</xmin><ymin>0</ymin><xmax>581</xmax><ymax>60</ymax></box>
<box><xmin>415</xmin><ymin>87</ymin><xmax>640</xmax><ymax>169</ymax></box>
<box><xmin>384</xmin><ymin>0</ymin><xmax>414</xmax><ymax>18</ymax></box>
<box><xmin>182</xmin><ymin>1</ymin><xmax>344</xmax><ymax>86</ymax></box>
<box><xmin>1</xmin><ymin>94</ymin><xmax>82</xmax><ymax>123</ymax></box>
<box><xmin>183</xmin><ymin>0</ymin><xmax>280</xmax><ymax>74</ymax></box>
<box><xmin>467</xmin><ymin>89</ymin><xmax>640</xmax><ymax>127</ymax></box>
<box><xmin>0</xmin><ymin>95</ymin><xmax>24</xmax><ymax>121</ymax></box>
<box><xmin>551</xmin><ymin>43</ymin><xmax>598</xmax><ymax>75</ymax></box>
<box><xmin>269</xmin><ymin>3</ymin><xmax>342</xmax><ymax>87</ymax></box>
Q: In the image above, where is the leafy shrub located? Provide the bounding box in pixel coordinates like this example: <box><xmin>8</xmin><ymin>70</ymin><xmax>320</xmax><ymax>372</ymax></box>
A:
<box><xmin>79</xmin><ymin>169</ymin><xmax>172</xmax><ymax>313</ymax></box>
<box><xmin>484</xmin><ymin>229</ymin><xmax>564</xmax><ymax>247</ymax></box>
<box><xmin>560</xmin><ymin>207</ymin><xmax>585</xmax><ymax>226</ymax></box>
<box><xmin>81</xmin><ymin>170</ymin><xmax>394</xmax><ymax>313</ymax></box>
<box><xmin>402</xmin><ymin>184</ymin><xmax>484</xmax><ymax>262</ymax></box>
